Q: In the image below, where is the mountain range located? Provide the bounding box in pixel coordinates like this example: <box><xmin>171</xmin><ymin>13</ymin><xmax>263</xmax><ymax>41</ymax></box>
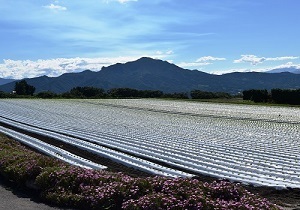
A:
<box><xmin>266</xmin><ymin>68</ymin><xmax>300</xmax><ymax>74</ymax></box>
<box><xmin>0</xmin><ymin>78</ymin><xmax>14</xmax><ymax>86</ymax></box>
<box><xmin>1</xmin><ymin>57</ymin><xmax>300</xmax><ymax>94</ymax></box>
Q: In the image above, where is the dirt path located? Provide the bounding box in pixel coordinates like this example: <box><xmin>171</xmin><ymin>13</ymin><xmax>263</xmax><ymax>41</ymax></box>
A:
<box><xmin>0</xmin><ymin>177</ymin><xmax>73</xmax><ymax>210</ymax></box>
<box><xmin>245</xmin><ymin>186</ymin><xmax>300</xmax><ymax>210</ymax></box>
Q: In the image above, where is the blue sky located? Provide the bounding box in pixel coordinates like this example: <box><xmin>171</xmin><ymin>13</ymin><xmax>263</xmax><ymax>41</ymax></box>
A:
<box><xmin>0</xmin><ymin>0</ymin><xmax>299</xmax><ymax>79</ymax></box>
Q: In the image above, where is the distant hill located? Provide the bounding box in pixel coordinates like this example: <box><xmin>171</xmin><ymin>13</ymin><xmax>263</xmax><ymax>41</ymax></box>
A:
<box><xmin>266</xmin><ymin>67</ymin><xmax>300</xmax><ymax>74</ymax></box>
<box><xmin>1</xmin><ymin>57</ymin><xmax>300</xmax><ymax>94</ymax></box>
<box><xmin>0</xmin><ymin>78</ymin><xmax>14</xmax><ymax>86</ymax></box>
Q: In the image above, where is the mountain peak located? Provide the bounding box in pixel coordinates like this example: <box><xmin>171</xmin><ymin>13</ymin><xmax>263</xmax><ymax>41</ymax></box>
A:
<box><xmin>2</xmin><ymin>57</ymin><xmax>300</xmax><ymax>94</ymax></box>
<box><xmin>137</xmin><ymin>57</ymin><xmax>156</xmax><ymax>61</ymax></box>
<box><xmin>132</xmin><ymin>57</ymin><xmax>167</xmax><ymax>65</ymax></box>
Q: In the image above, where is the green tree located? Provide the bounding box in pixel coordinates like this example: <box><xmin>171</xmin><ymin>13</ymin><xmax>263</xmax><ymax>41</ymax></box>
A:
<box><xmin>163</xmin><ymin>92</ymin><xmax>189</xmax><ymax>99</ymax></box>
<box><xmin>14</xmin><ymin>80</ymin><xmax>36</xmax><ymax>96</ymax></box>
<box><xmin>0</xmin><ymin>91</ymin><xmax>8</xmax><ymax>98</ymax></box>
<box><xmin>138</xmin><ymin>90</ymin><xmax>163</xmax><ymax>98</ymax></box>
<box><xmin>242</xmin><ymin>89</ymin><xmax>269</xmax><ymax>103</ymax></box>
<box><xmin>191</xmin><ymin>90</ymin><xmax>231</xmax><ymax>99</ymax></box>
<box><xmin>36</xmin><ymin>91</ymin><xmax>57</xmax><ymax>99</ymax></box>
<box><xmin>271</xmin><ymin>88</ymin><xmax>300</xmax><ymax>105</ymax></box>
<box><xmin>69</xmin><ymin>86</ymin><xmax>105</xmax><ymax>98</ymax></box>
<box><xmin>108</xmin><ymin>88</ymin><xmax>139</xmax><ymax>98</ymax></box>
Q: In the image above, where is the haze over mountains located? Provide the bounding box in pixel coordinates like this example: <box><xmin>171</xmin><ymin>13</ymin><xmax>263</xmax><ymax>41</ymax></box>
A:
<box><xmin>1</xmin><ymin>57</ymin><xmax>300</xmax><ymax>94</ymax></box>
<box><xmin>0</xmin><ymin>78</ymin><xmax>14</xmax><ymax>86</ymax></box>
<box><xmin>266</xmin><ymin>68</ymin><xmax>300</xmax><ymax>74</ymax></box>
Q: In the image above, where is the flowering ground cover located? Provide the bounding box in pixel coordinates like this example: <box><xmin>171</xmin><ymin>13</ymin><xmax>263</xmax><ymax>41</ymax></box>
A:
<box><xmin>0</xmin><ymin>133</ymin><xmax>66</xmax><ymax>183</ymax></box>
<box><xmin>0</xmin><ymin>133</ymin><xmax>281</xmax><ymax>209</ymax></box>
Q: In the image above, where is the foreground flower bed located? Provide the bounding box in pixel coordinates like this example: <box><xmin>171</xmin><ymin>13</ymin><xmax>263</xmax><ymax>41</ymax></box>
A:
<box><xmin>0</xmin><ymin>134</ymin><xmax>281</xmax><ymax>210</ymax></box>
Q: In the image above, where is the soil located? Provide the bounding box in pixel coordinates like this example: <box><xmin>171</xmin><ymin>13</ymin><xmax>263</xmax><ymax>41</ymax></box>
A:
<box><xmin>0</xmin><ymin>174</ymin><xmax>73</xmax><ymax>210</ymax></box>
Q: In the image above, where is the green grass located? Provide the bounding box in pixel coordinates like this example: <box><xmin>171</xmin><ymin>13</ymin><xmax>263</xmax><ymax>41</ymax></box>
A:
<box><xmin>160</xmin><ymin>97</ymin><xmax>300</xmax><ymax>107</ymax></box>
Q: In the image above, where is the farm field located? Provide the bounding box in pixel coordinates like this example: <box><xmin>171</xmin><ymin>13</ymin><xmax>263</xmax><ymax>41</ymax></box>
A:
<box><xmin>0</xmin><ymin>98</ymin><xmax>299</xmax><ymax>189</ymax></box>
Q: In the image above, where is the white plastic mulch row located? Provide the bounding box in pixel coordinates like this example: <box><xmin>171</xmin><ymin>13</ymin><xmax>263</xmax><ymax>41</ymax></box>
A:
<box><xmin>90</xmin><ymin>99</ymin><xmax>300</xmax><ymax>123</ymax></box>
<box><xmin>0</xmin><ymin>125</ymin><xmax>107</xmax><ymax>170</ymax></box>
<box><xmin>4</xmin><ymin>112</ymin><xmax>299</xmax><ymax>188</ymax></box>
<box><xmin>0</xmin><ymin>99</ymin><xmax>299</xmax><ymax>188</ymax></box>
<box><xmin>0</xmin><ymin>116</ymin><xmax>194</xmax><ymax>178</ymax></box>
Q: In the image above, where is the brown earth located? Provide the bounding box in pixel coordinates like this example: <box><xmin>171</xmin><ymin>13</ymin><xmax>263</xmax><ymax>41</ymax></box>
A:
<box><xmin>0</xmin><ymin>175</ymin><xmax>74</xmax><ymax>210</ymax></box>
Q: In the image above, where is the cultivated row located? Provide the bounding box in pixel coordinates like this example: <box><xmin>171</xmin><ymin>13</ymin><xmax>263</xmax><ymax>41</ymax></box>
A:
<box><xmin>0</xmin><ymin>116</ymin><xmax>193</xmax><ymax>178</ymax></box>
<box><xmin>0</xmin><ymin>125</ymin><xmax>107</xmax><ymax>170</ymax></box>
<box><xmin>0</xmin><ymin>99</ymin><xmax>299</xmax><ymax>188</ymax></box>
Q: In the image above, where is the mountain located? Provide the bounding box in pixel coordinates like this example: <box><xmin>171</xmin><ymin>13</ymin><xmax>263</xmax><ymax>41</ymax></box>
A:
<box><xmin>266</xmin><ymin>67</ymin><xmax>300</xmax><ymax>74</ymax></box>
<box><xmin>0</xmin><ymin>78</ymin><xmax>14</xmax><ymax>86</ymax></box>
<box><xmin>1</xmin><ymin>57</ymin><xmax>300</xmax><ymax>94</ymax></box>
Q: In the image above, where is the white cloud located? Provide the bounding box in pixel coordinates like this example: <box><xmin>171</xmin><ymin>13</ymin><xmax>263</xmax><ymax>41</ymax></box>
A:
<box><xmin>211</xmin><ymin>61</ymin><xmax>300</xmax><ymax>75</ymax></box>
<box><xmin>271</xmin><ymin>62</ymin><xmax>300</xmax><ymax>69</ymax></box>
<box><xmin>196</xmin><ymin>56</ymin><xmax>226</xmax><ymax>62</ymax></box>
<box><xmin>0</xmin><ymin>54</ymin><xmax>175</xmax><ymax>79</ymax></box>
<box><xmin>155</xmin><ymin>50</ymin><xmax>173</xmax><ymax>56</ymax></box>
<box><xmin>118</xmin><ymin>0</ymin><xmax>138</xmax><ymax>3</ymax></box>
<box><xmin>266</xmin><ymin>56</ymin><xmax>299</xmax><ymax>61</ymax></box>
<box><xmin>233</xmin><ymin>55</ymin><xmax>265</xmax><ymax>65</ymax></box>
<box><xmin>177</xmin><ymin>62</ymin><xmax>211</xmax><ymax>68</ymax></box>
<box><xmin>234</xmin><ymin>55</ymin><xmax>299</xmax><ymax>66</ymax></box>
<box><xmin>103</xmin><ymin>0</ymin><xmax>138</xmax><ymax>4</ymax></box>
<box><xmin>0</xmin><ymin>57</ymin><xmax>143</xmax><ymax>79</ymax></box>
<box><xmin>177</xmin><ymin>56</ymin><xmax>226</xmax><ymax>69</ymax></box>
<box><xmin>44</xmin><ymin>4</ymin><xmax>67</xmax><ymax>11</ymax></box>
<box><xmin>2</xmin><ymin>56</ymin><xmax>299</xmax><ymax>79</ymax></box>
<box><xmin>211</xmin><ymin>68</ymin><xmax>250</xmax><ymax>75</ymax></box>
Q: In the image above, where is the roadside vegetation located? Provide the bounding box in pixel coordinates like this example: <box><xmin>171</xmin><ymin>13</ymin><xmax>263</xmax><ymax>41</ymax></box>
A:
<box><xmin>0</xmin><ymin>133</ymin><xmax>281</xmax><ymax>210</ymax></box>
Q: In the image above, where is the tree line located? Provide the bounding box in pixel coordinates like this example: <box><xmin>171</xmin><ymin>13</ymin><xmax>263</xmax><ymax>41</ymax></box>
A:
<box><xmin>0</xmin><ymin>80</ymin><xmax>235</xmax><ymax>100</ymax></box>
<box><xmin>243</xmin><ymin>88</ymin><xmax>300</xmax><ymax>105</ymax></box>
<box><xmin>2</xmin><ymin>80</ymin><xmax>299</xmax><ymax>105</ymax></box>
